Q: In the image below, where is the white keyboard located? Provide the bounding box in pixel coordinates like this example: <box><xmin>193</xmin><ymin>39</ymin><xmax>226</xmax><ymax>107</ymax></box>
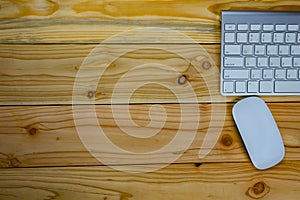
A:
<box><xmin>221</xmin><ymin>11</ymin><xmax>300</xmax><ymax>96</ymax></box>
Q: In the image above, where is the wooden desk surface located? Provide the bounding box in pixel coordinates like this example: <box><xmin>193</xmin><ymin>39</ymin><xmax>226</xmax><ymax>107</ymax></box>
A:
<box><xmin>0</xmin><ymin>1</ymin><xmax>300</xmax><ymax>199</ymax></box>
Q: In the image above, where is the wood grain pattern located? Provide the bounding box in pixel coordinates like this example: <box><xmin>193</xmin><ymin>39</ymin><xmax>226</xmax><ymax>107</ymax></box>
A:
<box><xmin>1</xmin><ymin>0</ymin><xmax>300</xmax><ymax>43</ymax></box>
<box><xmin>0</xmin><ymin>162</ymin><xmax>299</xmax><ymax>200</ymax></box>
<box><xmin>0</xmin><ymin>103</ymin><xmax>299</xmax><ymax>168</ymax></box>
<box><xmin>0</xmin><ymin>44</ymin><xmax>220</xmax><ymax>104</ymax></box>
<box><xmin>1</xmin><ymin>1</ymin><xmax>300</xmax><ymax>199</ymax></box>
<box><xmin>1</xmin><ymin>44</ymin><xmax>300</xmax><ymax>105</ymax></box>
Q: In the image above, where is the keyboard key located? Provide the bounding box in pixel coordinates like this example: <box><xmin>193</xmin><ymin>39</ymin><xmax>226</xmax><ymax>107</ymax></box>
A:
<box><xmin>242</xmin><ymin>45</ymin><xmax>253</xmax><ymax>55</ymax></box>
<box><xmin>255</xmin><ymin>45</ymin><xmax>265</xmax><ymax>55</ymax></box>
<box><xmin>279</xmin><ymin>45</ymin><xmax>290</xmax><ymax>55</ymax></box>
<box><xmin>261</xmin><ymin>33</ymin><xmax>272</xmax><ymax>43</ymax></box>
<box><xmin>281</xmin><ymin>57</ymin><xmax>292</xmax><ymax>67</ymax></box>
<box><xmin>249</xmin><ymin>33</ymin><xmax>260</xmax><ymax>43</ymax></box>
<box><xmin>267</xmin><ymin>45</ymin><xmax>278</xmax><ymax>55</ymax></box>
<box><xmin>223</xmin><ymin>82</ymin><xmax>234</xmax><ymax>93</ymax></box>
<box><xmin>287</xmin><ymin>69</ymin><xmax>298</xmax><ymax>79</ymax></box>
<box><xmin>238</xmin><ymin>24</ymin><xmax>248</xmax><ymax>31</ymax></box>
<box><xmin>274</xmin><ymin>33</ymin><xmax>284</xmax><ymax>43</ymax></box>
<box><xmin>258</xmin><ymin>57</ymin><xmax>268</xmax><ymax>67</ymax></box>
<box><xmin>275</xmin><ymin>24</ymin><xmax>286</xmax><ymax>31</ymax></box>
<box><xmin>298</xmin><ymin>33</ymin><xmax>300</xmax><ymax>43</ymax></box>
<box><xmin>237</xmin><ymin>33</ymin><xmax>248</xmax><ymax>43</ymax></box>
<box><xmin>251</xmin><ymin>69</ymin><xmax>261</xmax><ymax>79</ymax></box>
<box><xmin>224</xmin><ymin>45</ymin><xmax>241</xmax><ymax>55</ymax></box>
<box><xmin>263</xmin><ymin>69</ymin><xmax>273</xmax><ymax>79</ymax></box>
<box><xmin>270</xmin><ymin>57</ymin><xmax>280</xmax><ymax>67</ymax></box>
<box><xmin>286</xmin><ymin>33</ymin><xmax>297</xmax><ymax>43</ymax></box>
<box><xmin>224</xmin><ymin>57</ymin><xmax>244</xmax><ymax>67</ymax></box>
<box><xmin>288</xmin><ymin>24</ymin><xmax>299</xmax><ymax>31</ymax></box>
<box><xmin>225</xmin><ymin>24</ymin><xmax>236</xmax><ymax>31</ymax></box>
<box><xmin>235</xmin><ymin>81</ymin><xmax>246</xmax><ymax>93</ymax></box>
<box><xmin>250</xmin><ymin>24</ymin><xmax>261</xmax><ymax>31</ymax></box>
<box><xmin>294</xmin><ymin>58</ymin><xmax>300</xmax><ymax>67</ymax></box>
<box><xmin>260</xmin><ymin>81</ymin><xmax>273</xmax><ymax>93</ymax></box>
<box><xmin>248</xmin><ymin>81</ymin><xmax>258</xmax><ymax>93</ymax></box>
<box><xmin>291</xmin><ymin>45</ymin><xmax>300</xmax><ymax>55</ymax></box>
<box><xmin>275</xmin><ymin>81</ymin><xmax>300</xmax><ymax>93</ymax></box>
<box><xmin>224</xmin><ymin>33</ymin><xmax>235</xmax><ymax>43</ymax></box>
<box><xmin>275</xmin><ymin>69</ymin><xmax>286</xmax><ymax>79</ymax></box>
<box><xmin>245</xmin><ymin>57</ymin><xmax>256</xmax><ymax>67</ymax></box>
<box><xmin>263</xmin><ymin>24</ymin><xmax>274</xmax><ymax>31</ymax></box>
<box><xmin>224</xmin><ymin>69</ymin><xmax>249</xmax><ymax>79</ymax></box>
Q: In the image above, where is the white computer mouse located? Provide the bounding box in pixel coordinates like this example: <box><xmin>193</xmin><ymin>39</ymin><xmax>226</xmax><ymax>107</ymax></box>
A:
<box><xmin>232</xmin><ymin>96</ymin><xmax>285</xmax><ymax>170</ymax></box>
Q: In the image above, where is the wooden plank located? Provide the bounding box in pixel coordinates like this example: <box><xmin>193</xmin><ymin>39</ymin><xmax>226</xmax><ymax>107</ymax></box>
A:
<box><xmin>1</xmin><ymin>0</ymin><xmax>300</xmax><ymax>43</ymax></box>
<box><xmin>0</xmin><ymin>162</ymin><xmax>299</xmax><ymax>200</ymax></box>
<box><xmin>0</xmin><ymin>44</ymin><xmax>220</xmax><ymax>105</ymax></box>
<box><xmin>0</xmin><ymin>103</ymin><xmax>299</xmax><ymax>168</ymax></box>
<box><xmin>1</xmin><ymin>44</ymin><xmax>300</xmax><ymax>105</ymax></box>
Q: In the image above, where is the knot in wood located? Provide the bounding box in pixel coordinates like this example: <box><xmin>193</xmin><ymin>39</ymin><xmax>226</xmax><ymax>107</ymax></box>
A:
<box><xmin>246</xmin><ymin>181</ymin><xmax>270</xmax><ymax>199</ymax></box>
<box><xmin>177</xmin><ymin>75</ymin><xmax>187</xmax><ymax>85</ymax></box>
<box><xmin>9</xmin><ymin>157</ymin><xmax>21</xmax><ymax>167</ymax></box>
<box><xmin>221</xmin><ymin>134</ymin><xmax>233</xmax><ymax>146</ymax></box>
<box><xmin>87</xmin><ymin>91</ymin><xmax>94</xmax><ymax>99</ymax></box>
<box><xmin>252</xmin><ymin>181</ymin><xmax>265</xmax><ymax>195</ymax></box>
<box><xmin>202</xmin><ymin>61</ymin><xmax>212</xmax><ymax>70</ymax></box>
<box><xmin>29</xmin><ymin>127</ymin><xmax>37</xmax><ymax>135</ymax></box>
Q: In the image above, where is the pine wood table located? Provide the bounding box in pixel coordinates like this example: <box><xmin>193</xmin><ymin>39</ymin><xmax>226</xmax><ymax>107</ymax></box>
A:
<box><xmin>0</xmin><ymin>1</ymin><xmax>299</xmax><ymax>199</ymax></box>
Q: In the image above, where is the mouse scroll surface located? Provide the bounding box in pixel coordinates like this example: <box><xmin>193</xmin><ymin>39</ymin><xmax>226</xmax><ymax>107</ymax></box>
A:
<box><xmin>232</xmin><ymin>97</ymin><xmax>285</xmax><ymax>170</ymax></box>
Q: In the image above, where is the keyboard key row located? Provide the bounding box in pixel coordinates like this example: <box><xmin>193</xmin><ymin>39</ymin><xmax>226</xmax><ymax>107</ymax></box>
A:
<box><xmin>224</xmin><ymin>45</ymin><xmax>300</xmax><ymax>56</ymax></box>
<box><xmin>223</xmin><ymin>80</ymin><xmax>300</xmax><ymax>93</ymax></box>
<box><xmin>225</xmin><ymin>24</ymin><xmax>299</xmax><ymax>31</ymax></box>
<box><xmin>224</xmin><ymin>32</ymin><xmax>300</xmax><ymax>43</ymax></box>
<box><xmin>224</xmin><ymin>56</ymin><xmax>300</xmax><ymax>67</ymax></box>
<box><xmin>223</xmin><ymin>69</ymin><xmax>300</xmax><ymax>80</ymax></box>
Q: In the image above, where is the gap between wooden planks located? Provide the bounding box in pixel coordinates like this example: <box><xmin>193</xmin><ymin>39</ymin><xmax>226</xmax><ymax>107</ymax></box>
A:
<box><xmin>0</xmin><ymin>161</ymin><xmax>299</xmax><ymax>200</ymax></box>
<box><xmin>1</xmin><ymin>44</ymin><xmax>300</xmax><ymax>105</ymax></box>
<box><xmin>1</xmin><ymin>0</ymin><xmax>300</xmax><ymax>43</ymax></box>
<box><xmin>0</xmin><ymin>103</ymin><xmax>299</xmax><ymax>168</ymax></box>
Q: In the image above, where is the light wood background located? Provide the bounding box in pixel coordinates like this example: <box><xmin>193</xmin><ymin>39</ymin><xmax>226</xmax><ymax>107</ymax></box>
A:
<box><xmin>0</xmin><ymin>0</ymin><xmax>300</xmax><ymax>199</ymax></box>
